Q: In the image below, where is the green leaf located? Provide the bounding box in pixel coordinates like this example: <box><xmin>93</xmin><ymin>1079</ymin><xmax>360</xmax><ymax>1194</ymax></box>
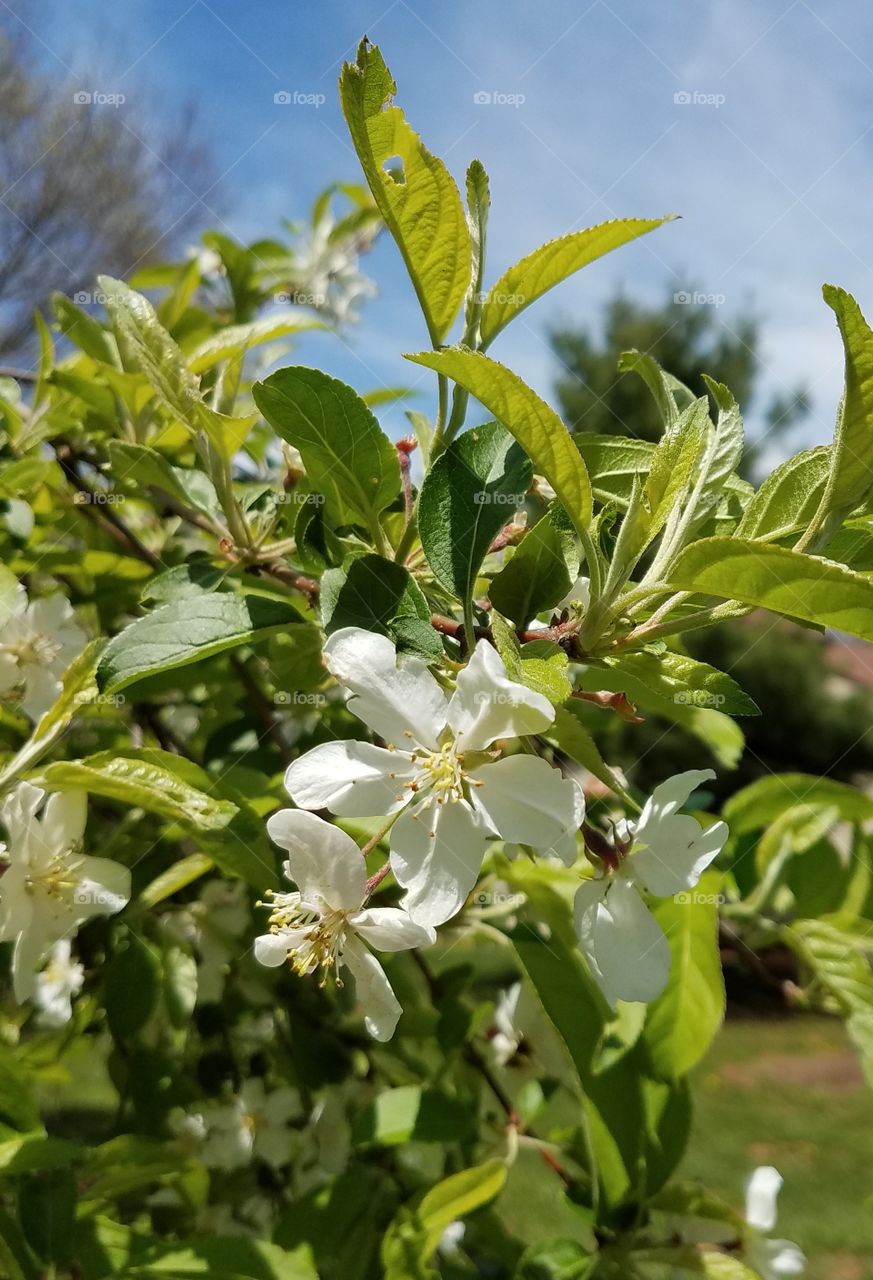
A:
<box><xmin>18</xmin><ymin>1167</ymin><xmax>77</xmax><ymax>1265</ymax></box>
<box><xmin>107</xmin><ymin>442</ymin><xmax>219</xmax><ymax>517</ymax></box>
<box><xmin>697</xmin><ymin>377</ymin><xmax>745</xmax><ymax>514</ymax></box>
<box><xmin>406</xmin><ymin>348</ymin><xmax>592</xmax><ymax>534</ymax></box>
<box><xmin>819</xmin><ymin>284</ymin><xmax>873</xmax><ymax>520</ymax></box>
<box><xmin>382</xmin><ymin>1159</ymin><xmax>507</xmax><ymax>1279</ymax></box>
<box><xmin>785</xmin><ymin>917</ymin><xmax>873</xmax><ymax>1085</ymax></box>
<box><xmin>516</xmin><ymin>1239</ymin><xmax>594</xmax><ymax>1280</ymax></box>
<box><xmin>339</xmin><ymin>40</ymin><xmax>470</xmax><ymax>344</ymax></box>
<box><xmin>0</xmin><ymin>1052</ymin><xmax>40</xmax><ymax>1133</ymax></box>
<box><xmin>97</xmin><ymin>276</ymin><xmax>255</xmax><ymax>460</ymax></box>
<box><xmin>490</xmin><ymin>614</ymin><xmax>572</xmax><ymax>706</ymax></box>
<box><xmin>320</xmin><ymin>554</ymin><xmax>441</xmax><ymax>659</ymax></box>
<box><xmin>479</xmin><ymin>217</ymin><xmax>673</xmax><ymax>348</ymax></box>
<box><xmin>39</xmin><ymin>750</ymin><xmax>273</xmax><ymax>887</ymax></box>
<box><xmin>489</xmin><ymin>503</ymin><xmax>579</xmax><ymax>624</ymax></box>
<box><xmin>723</xmin><ymin>772</ymin><xmax>873</xmax><ymax>834</ymax></box>
<box><xmin>52</xmin><ymin>291</ymin><xmax>117</xmax><ymax>364</ymax></box>
<box><xmin>98</xmin><ymin>592</ymin><xmax>308</xmax><ymax>694</ymax></box>
<box><xmin>139</xmin><ymin>853</ymin><xmax>214</xmax><ymax>910</ymax></box>
<box><xmin>549</xmin><ymin>704</ymin><xmax>631</xmax><ymax>799</ymax></box>
<box><xmin>644</xmin><ymin>397</ymin><xmax>710</xmax><ymax>541</ymax></box>
<box><xmin>131</xmin><ymin>1238</ymin><xmax>317</xmax><ymax>1279</ymax></box>
<box><xmin>418</xmin><ymin>421</ymin><xmax>532</xmax><ymax>601</ymax></box>
<box><xmin>105</xmin><ymin>935</ymin><xmax>161</xmax><ymax>1040</ymax></box>
<box><xmin>737</xmin><ymin>446</ymin><xmax>830</xmax><ymax>541</ymax></box>
<box><xmin>643</xmin><ymin>871</ymin><xmax>725</xmax><ymax>1079</ymax></box>
<box><xmin>668</xmin><ymin>536</ymin><xmax>873</xmax><ymax>641</ymax></box>
<box><xmin>186</xmin><ymin>315</ymin><xmax>326</xmax><ymax>373</ymax></box>
<box><xmin>601</xmin><ymin>651</ymin><xmax>759</xmax><ymax>716</ymax></box>
<box><xmin>575</xmin><ymin>435</ymin><xmax>654</xmax><ymax>508</ymax></box>
<box><xmin>252</xmin><ymin>367</ymin><xmax>401</xmax><ymax>531</ymax></box>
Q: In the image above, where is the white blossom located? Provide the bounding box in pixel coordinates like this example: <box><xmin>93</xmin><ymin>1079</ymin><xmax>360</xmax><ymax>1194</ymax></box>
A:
<box><xmin>255</xmin><ymin>809</ymin><xmax>434</xmax><ymax>1041</ymax></box>
<box><xmin>33</xmin><ymin>939</ymin><xmax>84</xmax><ymax>1028</ymax></box>
<box><xmin>285</xmin><ymin>629</ymin><xmax>584</xmax><ymax>927</ymax></box>
<box><xmin>489</xmin><ymin>982</ymin><xmax>522</xmax><ymax>1066</ymax></box>
<box><xmin>198</xmin><ymin>1079</ymin><xmax>303</xmax><ymax>1171</ymax></box>
<box><xmin>0</xmin><ymin>782</ymin><xmax>130</xmax><ymax>1002</ymax></box>
<box><xmin>744</xmin><ymin>1167</ymin><xmax>806</xmax><ymax>1278</ymax></box>
<box><xmin>573</xmin><ymin>770</ymin><xmax>727</xmax><ymax>1006</ymax></box>
<box><xmin>0</xmin><ymin>584</ymin><xmax>86</xmax><ymax>721</ymax></box>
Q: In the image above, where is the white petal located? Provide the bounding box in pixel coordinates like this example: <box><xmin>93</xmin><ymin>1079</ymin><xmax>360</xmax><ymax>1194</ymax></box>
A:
<box><xmin>41</xmin><ymin>790</ymin><xmax>88</xmax><ymax>854</ymax></box>
<box><xmin>557</xmin><ymin>575</ymin><xmax>590</xmax><ymax>611</ymax></box>
<box><xmin>633</xmin><ymin>769</ymin><xmax>715</xmax><ymax>836</ymax></box>
<box><xmin>350</xmin><ymin>907</ymin><xmax>435</xmax><ymax>951</ymax></box>
<box><xmin>284</xmin><ymin>740</ymin><xmax>414</xmax><ymax>816</ymax></box>
<box><xmin>550</xmin><ymin>779</ymin><xmax>587</xmax><ymax>865</ymax></box>
<box><xmin>573</xmin><ymin>876</ymin><xmax>671</xmax><ymax>1008</ymax></box>
<box><xmin>630</xmin><ymin>816</ymin><xmax>728</xmax><ymax>897</ymax></box>
<box><xmin>28</xmin><ymin>594</ymin><xmax>75</xmax><ymax>634</ymax></box>
<box><xmin>470</xmin><ymin>755</ymin><xmax>582</xmax><ymax>855</ymax></box>
<box><xmin>341</xmin><ymin>934</ymin><xmax>403</xmax><ymax>1041</ymax></box>
<box><xmin>74</xmin><ymin>858</ymin><xmax>131</xmax><ymax>920</ymax></box>
<box><xmin>0</xmin><ymin>652</ymin><xmax>21</xmax><ymax>694</ymax></box>
<box><xmin>390</xmin><ymin>799</ymin><xmax>488</xmax><ymax>927</ymax></box>
<box><xmin>266</xmin><ymin>810</ymin><xmax>365</xmax><ymax>911</ymax></box>
<box><xmin>21</xmin><ymin>665</ymin><xmax>61</xmax><ymax>721</ymax></box>
<box><xmin>745</xmin><ymin>1165</ymin><xmax>782</xmax><ymax>1231</ymax></box>
<box><xmin>12</xmin><ymin>907</ymin><xmax>53</xmax><ymax>1002</ymax></box>
<box><xmin>254</xmin><ymin>930</ymin><xmax>298</xmax><ymax>967</ymax></box>
<box><xmin>447</xmin><ymin>641</ymin><xmax>554</xmax><ymax>751</ymax></box>
<box><xmin>323</xmin><ymin>628</ymin><xmax>447</xmax><ymax>749</ymax></box>
<box><xmin>761</xmin><ymin>1239</ymin><xmax>806</xmax><ymax>1276</ymax></box>
<box><xmin>1</xmin><ymin>781</ymin><xmax>45</xmax><ymax>851</ymax></box>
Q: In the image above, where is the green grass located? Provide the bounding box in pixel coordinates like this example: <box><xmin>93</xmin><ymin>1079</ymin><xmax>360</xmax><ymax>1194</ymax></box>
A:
<box><xmin>684</xmin><ymin>1015</ymin><xmax>873</xmax><ymax>1280</ymax></box>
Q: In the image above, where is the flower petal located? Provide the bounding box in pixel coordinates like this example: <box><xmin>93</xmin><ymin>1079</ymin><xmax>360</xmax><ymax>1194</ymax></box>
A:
<box><xmin>390</xmin><ymin>798</ymin><xmax>489</xmax><ymax>927</ymax></box>
<box><xmin>285</xmin><ymin>740</ymin><xmax>414</xmax><ymax>817</ymax></box>
<box><xmin>630</xmin><ymin>815</ymin><xmax>728</xmax><ymax>898</ymax></box>
<box><xmin>745</xmin><ymin>1165</ymin><xmax>782</xmax><ymax>1232</ymax></box>
<box><xmin>1</xmin><ymin>781</ymin><xmax>45</xmax><ymax>855</ymax></box>
<box><xmin>447</xmin><ymin>641</ymin><xmax>554</xmax><ymax>751</ymax></box>
<box><xmin>341</xmin><ymin>933</ymin><xmax>403</xmax><ymax>1041</ymax></box>
<box><xmin>74</xmin><ymin>858</ymin><xmax>131</xmax><ymax>921</ymax></box>
<box><xmin>573</xmin><ymin>876</ymin><xmax>671</xmax><ymax>1008</ymax></box>
<box><xmin>323</xmin><ymin>628</ymin><xmax>447</xmax><ymax>749</ymax></box>
<box><xmin>266</xmin><ymin>809</ymin><xmax>366</xmax><ymax>911</ymax></box>
<box><xmin>470</xmin><ymin>755</ymin><xmax>583</xmax><ymax>856</ymax></box>
<box><xmin>760</xmin><ymin>1239</ymin><xmax>806</xmax><ymax>1276</ymax></box>
<box><xmin>40</xmin><ymin>790</ymin><xmax>88</xmax><ymax>859</ymax></box>
<box><xmin>20</xmin><ymin>665</ymin><xmax>61</xmax><ymax>722</ymax></box>
<box><xmin>351</xmin><ymin>906</ymin><xmax>435</xmax><ymax>951</ymax></box>
<box><xmin>633</xmin><ymin>769</ymin><xmax>715</xmax><ymax>836</ymax></box>
<box><xmin>254</xmin><ymin>930</ymin><xmax>299</xmax><ymax>967</ymax></box>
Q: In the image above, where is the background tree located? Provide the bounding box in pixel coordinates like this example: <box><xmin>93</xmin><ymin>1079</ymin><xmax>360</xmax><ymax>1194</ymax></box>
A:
<box><xmin>0</xmin><ymin>22</ymin><xmax>216</xmax><ymax>360</ymax></box>
<box><xmin>550</xmin><ymin>287</ymin><xmax>809</xmax><ymax>476</ymax></box>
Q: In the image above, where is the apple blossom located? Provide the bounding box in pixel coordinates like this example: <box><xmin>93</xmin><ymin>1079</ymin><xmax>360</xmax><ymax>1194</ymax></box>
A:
<box><xmin>33</xmin><ymin>938</ymin><xmax>84</xmax><ymax>1028</ymax></box>
<box><xmin>574</xmin><ymin>769</ymin><xmax>728</xmax><ymax>1006</ymax></box>
<box><xmin>255</xmin><ymin>808</ymin><xmax>434</xmax><ymax>1041</ymax></box>
<box><xmin>197</xmin><ymin>1079</ymin><xmax>303</xmax><ymax>1171</ymax></box>
<box><xmin>0</xmin><ymin>583</ymin><xmax>87</xmax><ymax>721</ymax></box>
<box><xmin>744</xmin><ymin>1166</ymin><xmax>806</xmax><ymax>1278</ymax></box>
<box><xmin>0</xmin><ymin>782</ymin><xmax>130</xmax><ymax>1002</ymax></box>
<box><xmin>284</xmin><ymin>628</ymin><xmax>584</xmax><ymax>927</ymax></box>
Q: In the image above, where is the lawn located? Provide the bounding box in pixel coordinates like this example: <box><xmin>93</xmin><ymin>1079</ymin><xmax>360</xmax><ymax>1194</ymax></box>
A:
<box><xmin>684</xmin><ymin>1016</ymin><xmax>873</xmax><ymax>1280</ymax></box>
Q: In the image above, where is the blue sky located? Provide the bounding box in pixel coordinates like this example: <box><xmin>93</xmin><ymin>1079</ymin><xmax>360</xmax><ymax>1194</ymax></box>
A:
<box><xmin>27</xmin><ymin>0</ymin><xmax>873</xmax><ymax>459</ymax></box>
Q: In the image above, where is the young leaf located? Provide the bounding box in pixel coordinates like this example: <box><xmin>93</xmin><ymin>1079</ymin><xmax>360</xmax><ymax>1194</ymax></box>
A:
<box><xmin>695</xmin><ymin>376</ymin><xmax>745</xmax><ymax>520</ymax></box>
<box><xmin>723</xmin><ymin>772</ymin><xmax>873</xmax><ymax>835</ymax></box>
<box><xmin>98</xmin><ymin>592</ymin><xmax>309</xmax><ymax>694</ymax></box>
<box><xmin>818</xmin><ymin>285</ymin><xmax>873</xmax><ymax>521</ymax></box>
<box><xmin>252</xmin><ymin>367</ymin><xmax>401</xmax><ymax>531</ymax></box>
<box><xmin>407</xmin><ymin>348</ymin><xmax>592</xmax><ymax>534</ymax></box>
<box><xmin>488</xmin><ymin>502</ymin><xmax>579</xmax><ymax>624</ymax></box>
<box><xmin>479</xmin><ymin>217</ymin><xmax>674</xmax><ymax>348</ymax></box>
<box><xmin>785</xmin><ymin>917</ymin><xmax>873</xmax><ymax>1086</ymax></box>
<box><xmin>321</xmin><ymin>554</ymin><xmax>441</xmax><ymax>659</ymax></box>
<box><xmin>668</xmin><ymin>537</ymin><xmax>873</xmax><ymax>641</ymax></box>
<box><xmin>642</xmin><ymin>872</ymin><xmax>725</xmax><ymax>1079</ymax></box>
<box><xmin>186</xmin><ymin>315</ymin><xmax>326</xmax><ymax>373</ymax></box>
<box><xmin>418</xmin><ymin>421</ymin><xmax>531</xmax><ymax>602</ymax></box>
<box><xmin>601</xmin><ymin>651</ymin><xmax>759</xmax><ymax>716</ymax></box>
<box><xmin>339</xmin><ymin>40</ymin><xmax>470</xmax><ymax>344</ymax></box>
<box><xmin>737</xmin><ymin>446</ymin><xmax>830</xmax><ymax>541</ymax></box>
<box><xmin>575</xmin><ymin>435</ymin><xmax>654</xmax><ymax>507</ymax></box>
<box><xmin>97</xmin><ymin>276</ymin><xmax>255</xmax><ymax>460</ymax></box>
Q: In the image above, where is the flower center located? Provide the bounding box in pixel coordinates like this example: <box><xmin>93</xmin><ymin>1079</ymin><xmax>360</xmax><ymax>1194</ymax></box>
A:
<box><xmin>414</xmin><ymin>742</ymin><xmax>466</xmax><ymax>805</ymax></box>
<box><xmin>3</xmin><ymin>630</ymin><xmax>61</xmax><ymax>668</ymax></box>
<box><xmin>25</xmin><ymin>847</ymin><xmax>84</xmax><ymax>907</ymax></box>
<box><xmin>264</xmin><ymin>893</ymin><xmax>347</xmax><ymax>986</ymax></box>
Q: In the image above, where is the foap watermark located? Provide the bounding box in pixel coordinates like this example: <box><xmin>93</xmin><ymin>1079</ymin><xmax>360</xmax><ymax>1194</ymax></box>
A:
<box><xmin>472</xmin><ymin>290</ymin><xmax>526</xmax><ymax>306</ymax></box>
<box><xmin>273</xmin><ymin>290</ymin><xmax>327</xmax><ymax>307</ymax></box>
<box><xmin>673</xmin><ymin>689</ymin><xmax>726</xmax><ymax>708</ymax></box>
<box><xmin>673</xmin><ymin>289</ymin><xmax>726</xmax><ymax>308</ymax></box>
<box><xmin>473</xmin><ymin>90</ymin><xmax>526</xmax><ymax>108</ymax></box>
<box><xmin>274</xmin><ymin>90</ymin><xmax>326</xmax><ymax>108</ymax></box>
<box><xmin>73</xmin><ymin>690</ymin><xmax>126</xmax><ymax>708</ymax></box>
<box><xmin>73</xmin><ymin>290</ymin><xmax>112</xmax><ymax>306</ymax></box>
<box><xmin>472</xmin><ymin>889</ymin><xmax>526</xmax><ymax>910</ymax></box>
<box><xmin>473</xmin><ymin>491</ymin><xmax>522</xmax><ymax>506</ymax></box>
<box><xmin>275</xmin><ymin>490</ymin><xmax>325</xmax><ymax>507</ymax></box>
<box><xmin>673</xmin><ymin>89</ymin><xmax>725</xmax><ymax>109</ymax></box>
<box><xmin>73</xmin><ymin>491</ymin><xmax>125</xmax><ymax>507</ymax></box>
<box><xmin>673</xmin><ymin>890</ymin><xmax>726</xmax><ymax>907</ymax></box>
<box><xmin>73</xmin><ymin>90</ymin><xmax>126</xmax><ymax>108</ymax></box>
<box><xmin>274</xmin><ymin>691</ymin><xmax>326</xmax><ymax>707</ymax></box>
<box><xmin>75</xmin><ymin>886</ymin><xmax>124</xmax><ymax>908</ymax></box>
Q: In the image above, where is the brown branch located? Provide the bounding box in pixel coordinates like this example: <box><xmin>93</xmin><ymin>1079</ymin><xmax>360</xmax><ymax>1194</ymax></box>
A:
<box><xmin>54</xmin><ymin>443</ymin><xmax>161</xmax><ymax>568</ymax></box>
